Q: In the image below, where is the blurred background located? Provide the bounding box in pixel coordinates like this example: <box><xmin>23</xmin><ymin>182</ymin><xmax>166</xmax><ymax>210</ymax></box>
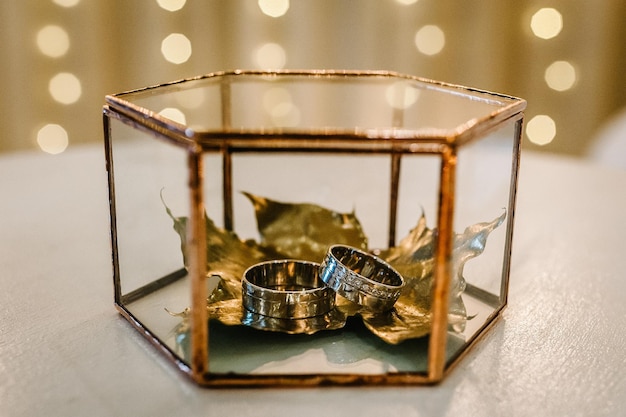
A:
<box><xmin>1</xmin><ymin>0</ymin><xmax>625</xmax><ymax>162</ymax></box>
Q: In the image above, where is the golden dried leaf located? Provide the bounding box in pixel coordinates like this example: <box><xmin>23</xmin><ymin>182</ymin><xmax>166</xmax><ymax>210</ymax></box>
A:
<box><xmin>243</xmin><ymin>192</ymin><xmax>368</xmax><ymax>262</ymax></box>
<box><xmin>164</xmin><ymin>194</ymin><xmax>505</xmax><ymax>344</ymax></box>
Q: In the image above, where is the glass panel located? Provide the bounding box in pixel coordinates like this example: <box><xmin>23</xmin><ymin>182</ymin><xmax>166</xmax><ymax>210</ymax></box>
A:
<box><xmin>226</xmin><ymin>76</ymin><xmax>507</xmax><ymax>132</ymax></box>
<box><xmin>125</xmin><ymin>80</ymin><xmax>224</xmax><ymax>132</ymax></box>
<box><xmin>446</xmin><ymin>118</ymin><xmax>520</xmax><ymax>364</ymax></box>
<box><xmin>108</xmin><ymin>116</ymin><xmax>191</xmax><ymax>361</ymax></box>
<box><xmin>395</xmin><ymin>154</ymin><xmax>442</xmax><ymax>238</ymax></box>
<box><xmin>115</xmin><ymin>72</ymin><xmax>519</xmax><ymax>136</ymax></box>
<box><xmin>156</xmin><ymin>151</ymin><xmax>443</xmax><ymax>376</ymax></box>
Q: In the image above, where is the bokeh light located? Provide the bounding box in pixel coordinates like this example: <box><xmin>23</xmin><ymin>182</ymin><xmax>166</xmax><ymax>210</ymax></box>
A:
<box><xmin>262</xmin><ymin>87</ymin><xmax>292</xmax><ymax>112</ymax></box>
<box><xmin>414</xmin><ymin>25</ymin><xmax>445</xmax><ymax>56</ymax></box>
<box><xmin>37</xmin><ymin>124</ymin><xmax>69</xmax><ymax>154</ymax></box>
<box><xmin>545</xmin><ymin>61</ymin><xmax>577</xmax><ymax>91</ymax></box>
<box><xmin>254</xmin><ymin>42</ymin><xmax>287</xmax><ymax>69</ymax></box>
<box><xmin>156</xmin><ymin>0</ymin><xmax>186</xmax><ymax>12</ymax></box>
<box><xmin>36</xmin><ymin>25</ymin><xmax>70</xmax><ymax>58</ymax></box>
<box><xmin>395</xmin><ymin>0</ymin><xmax>418</xmax><ymax>4</ymax></box>
<box><xmin>270</xmin><ymin>102</ymin><xmax>300</xmax><ymax>127</ymax></box>
<box><xmin>526</xmin><ymin>115</ymin><xmax>556</xmax><ymax>145</ymax></box>
<box><xmin>161</xmin><ymin>33</ymin><xmax>192</xmax><ymax>64</ymax></box>
<box><xmin>530</xmin><ymin>8</ymin><xmax>563</xmax><ymax>40</ymax></box>
<box><xmin>262</xmin><ymin>87</ymin><xmax>300</xmax><ymax>127</ymax></box>
<box><xmin>158</xmin><ymin>107</ymin><xmax>187</xmax><ymax>124</ymax></box>
<box><xmin>258</xmin><ymin>0</ymin><xmax>290</xmax><ymax>17</ymax></box>
<box><xmin>52</xmin><ymin>0</ymin><xmax>81</xmax><ymax>7</ymax></box>
<box><xmin>385</xmin><ymin>82</ymin><xmax>420</xmax><ymax>109</ymax></box>
<box><xmin>48</xmin><ymin>72</ymin><xmax>82</xmax><ymax>104</ymax></box>
<box><xmin>174</xmin><ymin>88</ymin><xmax>205</xmax><ymax>109</ymax></box>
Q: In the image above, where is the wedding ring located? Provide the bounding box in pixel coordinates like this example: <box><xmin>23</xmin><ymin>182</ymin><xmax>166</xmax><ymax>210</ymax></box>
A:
<box><xmin>242</xmin><ymin>260</ymin><xmax>336</xmax><ymax>319</ymax></box>
<box><xmin>319</xmin><ymin>244</ymin><xmax>404</xmax><ymax>312</ymax></box>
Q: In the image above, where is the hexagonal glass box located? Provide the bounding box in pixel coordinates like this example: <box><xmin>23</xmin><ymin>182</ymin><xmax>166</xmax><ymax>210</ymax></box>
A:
<box><xmin>103</xmin><ymin>70</ymin><xmax>526</xmax><ymax>386</ymax></box>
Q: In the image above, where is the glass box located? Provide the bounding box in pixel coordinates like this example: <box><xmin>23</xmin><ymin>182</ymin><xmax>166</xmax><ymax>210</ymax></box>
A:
<box><xmin>102</xmin><ymin>70</ymin><xmax>526</xmax><ymax>386</ymax></box>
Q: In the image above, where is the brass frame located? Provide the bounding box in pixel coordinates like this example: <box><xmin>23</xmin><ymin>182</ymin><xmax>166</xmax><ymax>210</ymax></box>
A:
<box><xmin>103</xmin><ymin>69</ymin><xmax>526</xmax><ymax>387</ymax></box>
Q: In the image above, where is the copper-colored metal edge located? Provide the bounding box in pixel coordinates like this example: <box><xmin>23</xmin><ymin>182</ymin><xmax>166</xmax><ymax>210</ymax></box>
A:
<box><xmin>104</xmin><ymin>69</ymin><xmax>526</xmax><ymax>150</ymax></box>
<box><xmin>427</xmin><ymin>144</ymin><xmax>457</xmax><ymax>381</ymax></box>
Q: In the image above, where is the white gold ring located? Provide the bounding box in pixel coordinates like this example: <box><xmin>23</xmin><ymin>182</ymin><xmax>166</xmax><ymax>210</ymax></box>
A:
<box><xmin>319</xmin><ymin>244</ymin><xmax>404</xmax><ymax>312</ymax></box>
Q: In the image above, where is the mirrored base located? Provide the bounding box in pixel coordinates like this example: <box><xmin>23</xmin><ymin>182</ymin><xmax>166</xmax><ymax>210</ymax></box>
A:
<box><xmin>123</xmin><ymin>273</ymin><xmax>499</xmax><ymax>377</ymax></box>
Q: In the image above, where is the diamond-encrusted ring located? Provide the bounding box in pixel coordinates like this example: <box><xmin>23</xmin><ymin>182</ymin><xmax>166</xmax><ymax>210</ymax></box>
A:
<box><xmin>242</xmin><ymin>260</ymin><xmax>336</xmax><ymax>319</ymax></box>
<box><xmin>319</xmin><ymin>244</ymin><xmax>404</xmax><ymax>312</ymax></box>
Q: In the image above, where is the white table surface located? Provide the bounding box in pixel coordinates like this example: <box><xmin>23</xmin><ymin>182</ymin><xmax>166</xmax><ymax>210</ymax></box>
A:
<box><xmin>1</xmin><ymin>144</ymin><xmax>625</xmax><ymax>417</ymax></box>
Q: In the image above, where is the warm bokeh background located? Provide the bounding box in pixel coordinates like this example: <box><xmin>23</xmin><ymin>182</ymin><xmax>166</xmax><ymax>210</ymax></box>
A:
<box><xmin>2</xmin><ymin>0</ymin><xmax>625</xmax><ymax>159</ymax></box>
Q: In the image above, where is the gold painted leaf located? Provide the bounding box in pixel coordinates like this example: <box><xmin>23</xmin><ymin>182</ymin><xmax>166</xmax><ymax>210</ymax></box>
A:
<box><xmin>242</xmin><ymin>192</ymin><xmax>368</xmax><ymax>263</ymax></box>
<box><xmin>164</xmin><ymin>194</ymin><xmax>505</xmax><ymax>344</ymax></box>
